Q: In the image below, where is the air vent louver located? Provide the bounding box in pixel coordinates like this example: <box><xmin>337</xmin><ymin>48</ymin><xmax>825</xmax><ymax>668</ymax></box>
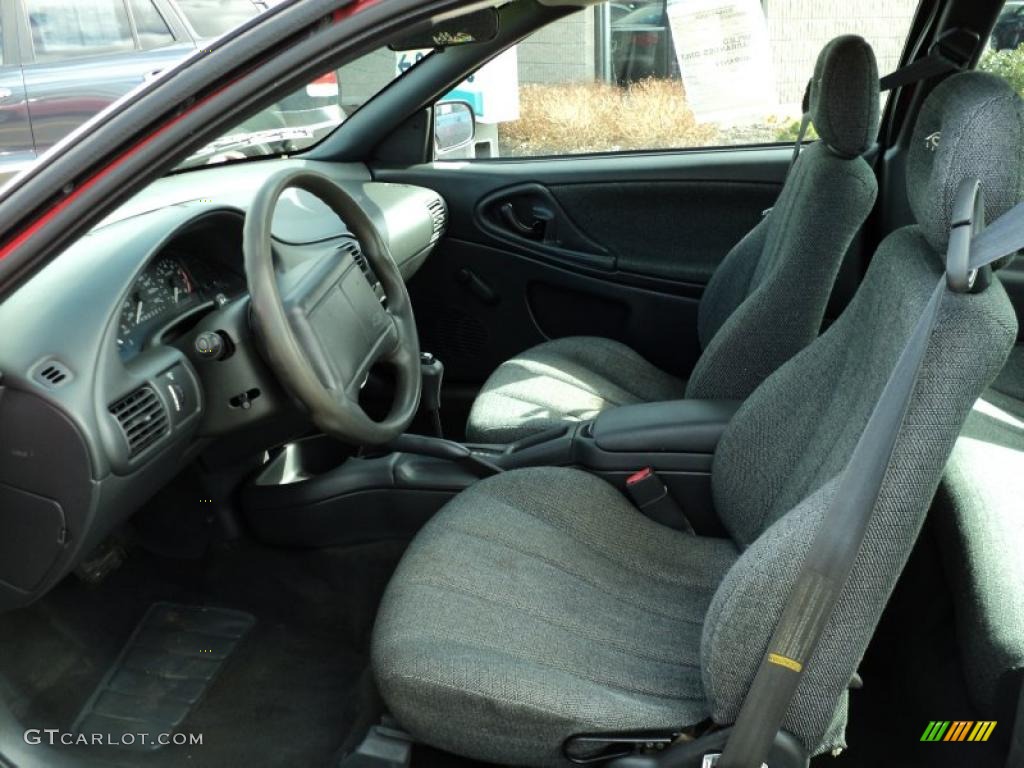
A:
<box><xmin>110</xmin><ymin>386</ymin><xmax>169</xmax><ymax>458</ymax></box>
<box><xmin>340</xmin><ymin>240</ymin><xmax>377</xmax><ymax>287</ymax></box>
<box><xmin>33</xmin><ymin>360</ymin><xmax>72</xmax><ymax>388</ymax></box>
<box><xmin>427</xmin><ymin>198</ymin><xmax>447</xmax><ymax>244</ymax></box>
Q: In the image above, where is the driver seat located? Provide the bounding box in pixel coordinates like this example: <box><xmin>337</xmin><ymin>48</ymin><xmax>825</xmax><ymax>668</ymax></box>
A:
<box><xmin>372</xmin><ymin>73</ymin><xmax>1023</xmax><ymax>765</ymax></box>
<box><xmin>465</xmin><ymin>36</ymin><xmax>881</xmax><ymax>444</ymax></box>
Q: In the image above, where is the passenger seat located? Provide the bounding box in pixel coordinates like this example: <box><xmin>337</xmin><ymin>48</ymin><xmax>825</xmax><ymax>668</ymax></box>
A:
<box><xmin>467</xmin><ymin>35</ymin><xmax>881</xmax><ymax>443</ymax></box>
<box><xmin>935</xmin><ymin>343</ymin><xmax>1024</xmax><ymax>723</ymax></box>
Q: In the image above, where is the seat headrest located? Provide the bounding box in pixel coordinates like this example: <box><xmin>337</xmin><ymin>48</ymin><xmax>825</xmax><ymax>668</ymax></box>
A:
<box><xmin>908</xmin><ymin>71</ymin><xmax>1024</xmax><ymax>253</ymax></box>
<box><xmin>808</xmin><ymin>35</ymin><xmax>880</xmax><ymax>158</ymax></box>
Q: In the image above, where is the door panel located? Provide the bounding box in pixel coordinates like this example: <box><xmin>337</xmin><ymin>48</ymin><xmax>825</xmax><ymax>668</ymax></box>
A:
<box><xmin>410</xmin><ymin>238</ymin><xmax>703</xmax><ymax>385</ymax></box>
<box><xmin>376</xmin><ymin>147</ymin><xmax>791</xmax><ymax>392</ymax></box>
<box><xmin>476</xmin><ymin>182</ymin><xmax>616</xmax><ymax>272</ymax></box>
<box><xmin>547</xmin><ymin>181</ymin><xmax>777</xmax><ymax>284</ymax></box>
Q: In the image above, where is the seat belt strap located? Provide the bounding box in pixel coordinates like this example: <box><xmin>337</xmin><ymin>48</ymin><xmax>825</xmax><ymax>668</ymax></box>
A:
<box><xmin>788</xmin><ymin>113</ymin><xmax>811</xmax><ymax>173</ymax></box>
<box><xmin>717</xmin><ymin>179</ymin><xmax>1024</xmax><ymax>768</ymax></box>
<box><xmin>968</xmin><ymin>200</ymin><xmax>1024</xmax><ymax>270</ymax></box>
<box><xmin>879</xmin><ymin>28</ymin><xmax>979</xmax><ymax>92</ymax></box>
<box><xmin>763</xmin><ymin>84</ymin><xmax>813</xmax><ymax>221</ymax></box>
<box><xmin>879</xmin><ymin>51</ymin><xmax>960</xmax><ymax>91</ymax></box>
<box><xmin>716</xmin><ymin>280</ymin><xmax>944</xmax><ymax>768</ymax></box>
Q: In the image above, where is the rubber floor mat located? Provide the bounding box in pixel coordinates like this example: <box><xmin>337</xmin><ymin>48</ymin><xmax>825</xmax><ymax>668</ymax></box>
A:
<box><xmin>72</xmin><ymin>602</ymin><xmax>254</xmax><ymax>751</ymax></box>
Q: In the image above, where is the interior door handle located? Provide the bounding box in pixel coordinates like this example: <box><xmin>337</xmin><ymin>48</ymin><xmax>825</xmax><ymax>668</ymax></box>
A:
<box><xmin>499</xmin><ymin>202</ymin><xmax>549</xmax><ymax>239</ymax></box>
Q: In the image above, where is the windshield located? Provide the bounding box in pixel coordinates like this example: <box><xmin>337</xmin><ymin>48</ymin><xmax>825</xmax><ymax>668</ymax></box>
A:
<box><xmin>175</xmin><ymin>46</ymin><xmax>431</xmax><ymax>170</ymax></box>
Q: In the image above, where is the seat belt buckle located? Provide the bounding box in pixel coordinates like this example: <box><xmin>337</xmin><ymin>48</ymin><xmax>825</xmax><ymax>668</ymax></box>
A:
<box><xmin>625</xmin><ymin>468</ymin><xmax>695</xmax><ymax>534</ymax></box>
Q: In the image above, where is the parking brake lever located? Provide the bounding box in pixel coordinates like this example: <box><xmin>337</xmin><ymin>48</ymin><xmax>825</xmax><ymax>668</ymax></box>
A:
<box><xmin>387</xmin><ymin>433</ymin><xmax>503</xmax><ymax>477</ymax></box>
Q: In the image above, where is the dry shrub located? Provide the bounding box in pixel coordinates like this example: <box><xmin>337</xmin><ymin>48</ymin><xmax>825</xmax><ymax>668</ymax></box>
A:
<box><xmin>499</xmin><ymin>78</ymin><xmax>719</xmax><ymax>156</ymax></box>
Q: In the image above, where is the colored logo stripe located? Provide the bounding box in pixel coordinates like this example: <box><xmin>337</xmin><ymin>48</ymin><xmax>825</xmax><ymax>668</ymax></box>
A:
<box><xmin>921</xmin><ymin>721</ymin><xmax>950</xmax><ymax>741</ymax></box>
<box><xmin>944</xmin><ymin>721</ymin><xmax>973</xmax><ymax>741</ymax></box>
<box><xmin>920</xmin><ymin>720</ymin><xmax>997</xmax><ymax>742</ymax></box>
<box><xmin>969</xmin><ymin>722</ymin><xmax>997</xmax><ymax>742</ymax></box>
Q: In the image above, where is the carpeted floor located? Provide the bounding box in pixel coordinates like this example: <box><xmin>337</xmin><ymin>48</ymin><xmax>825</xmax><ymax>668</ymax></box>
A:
<box><xmin>0</xmin><ymin>537</ymin><xmax>407</xmax><ymax>768</ymax></box>
<box><xmin>2</xmin><ymin>459</ymin><xmax>1015</xmax><ymax>768</ymax></box>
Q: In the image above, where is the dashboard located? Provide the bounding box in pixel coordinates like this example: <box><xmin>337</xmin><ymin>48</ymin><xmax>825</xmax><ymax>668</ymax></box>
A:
<box><xmin>116</xmin><ymin>248</ymin><xmax>245</xmax><ymax>361</ymax></box>
<box><xmin>0</xmin><ymin>159</ymin><xmax>447</xmax><ymax>612</ymax></box>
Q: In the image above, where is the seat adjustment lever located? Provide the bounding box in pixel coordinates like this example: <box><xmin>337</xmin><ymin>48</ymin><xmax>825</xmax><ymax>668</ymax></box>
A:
<box><xmin>564</xmin><ymin>730</ymin><xmax>681</xmax><ymax>765</ymax></box>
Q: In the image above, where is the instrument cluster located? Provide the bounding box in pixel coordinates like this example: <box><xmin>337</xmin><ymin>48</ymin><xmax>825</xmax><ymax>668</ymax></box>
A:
<box><xmin>116</xmin><ymin>250</ymin><xmax>243</xmax><ymax>360</ymax></box>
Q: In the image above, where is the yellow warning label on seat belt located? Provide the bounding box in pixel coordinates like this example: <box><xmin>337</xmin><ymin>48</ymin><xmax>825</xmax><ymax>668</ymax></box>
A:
<box><xmin>767</xmin><ymin>653</ymin><xmax>803</xmax><ymax>673</ymax></box>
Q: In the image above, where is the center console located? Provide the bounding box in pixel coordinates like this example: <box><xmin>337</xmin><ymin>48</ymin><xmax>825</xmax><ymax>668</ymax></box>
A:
<box><xmin>241</xmin><ymin>399</ymin><xmax>741</xmax><ymax>547</ymax></box>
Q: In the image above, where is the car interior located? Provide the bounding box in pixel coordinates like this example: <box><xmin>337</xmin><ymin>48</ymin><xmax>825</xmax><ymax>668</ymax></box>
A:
<box><xmin>0</xmin><ymin>0</ymin><xmax>1022</xmax><ymax>767</ymax></box>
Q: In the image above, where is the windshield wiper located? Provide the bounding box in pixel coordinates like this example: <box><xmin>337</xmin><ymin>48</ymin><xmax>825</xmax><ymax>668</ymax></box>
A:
<box><xmin>181</xmin><ymin>125</ymin><xmax>318</xmax><ymax>166</ymax></box>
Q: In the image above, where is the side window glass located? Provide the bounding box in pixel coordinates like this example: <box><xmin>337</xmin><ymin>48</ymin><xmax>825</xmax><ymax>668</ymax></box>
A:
<box><xmin>27</xmin><ymin>0</ymin><xmax>134</xmax><ymax>63</ymax></box>
<box><xmin>128</xmin><ymin>0</ymin><xmax>175</xmax><ymax>50</ymax></box>
<box><xmin>446</xmin><ymin>0</ymin><xmax>918</xmax><ymax>159</ymax></box>
<box><xmin>174</xmin><ymin>0</ymin><xmax>261</xmax><ymax>39</ymax></box>
<box><xmin>980</xmin><ymin>1</ymin><xmax>1024</xmax><ymax>98</ymax></box>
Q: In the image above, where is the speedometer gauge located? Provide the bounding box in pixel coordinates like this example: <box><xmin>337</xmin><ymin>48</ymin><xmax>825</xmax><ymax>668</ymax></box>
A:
<box><xmin>154</xmin><ymin>259</ymin><xmax>195</xmax><ymax>305</ymax></box>
<box><xmin>116</xmin><ymin>257</ymin><xmax>198</xmax><ymax>360</ymax></box>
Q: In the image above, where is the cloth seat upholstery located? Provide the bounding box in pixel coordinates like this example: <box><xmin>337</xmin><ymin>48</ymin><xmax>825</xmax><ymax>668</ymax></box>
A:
<box><xmin>461</xmin><ymin>336</ymin><xmax>687</xmax><ymax>443</ymax></box>
<box><xmin>934</xmin><ymin>347</ymin><xmax>1024</xmax><ymax>721</ymax></box>
<box><xmin>467</xmin><ymin>36</ymin><xmax>880</xmax><ymax>443</ymax></box>
<box><xmin>372</xmin><ymin>468</ymin><xmax>738</xmax><ymax>765</ymax></box>
<box><xmin>374</xmin><ymin>72</ymin><xmax>1023</xmax><ymax>767</ymax></box>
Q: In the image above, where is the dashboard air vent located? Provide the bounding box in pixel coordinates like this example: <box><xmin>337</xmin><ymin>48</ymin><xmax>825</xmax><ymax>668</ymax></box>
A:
<box><xmin>110</xmin><ymin>386</ymin><xmax>169</xmax><ymax>458</ymax></box>
<box><xmin>33</xmin><ymin>360</ymin><xmax>72</xmax><ymax>389</ymax></box>
<box><xmin>339</xmin><ymin>241</ymin><xmax>378</xmax><ymax>288</ymax></box>
<box><xmin>427</xmin><ymin>198</ymin><xmax>447</xmax><ymax>244</ymax></box>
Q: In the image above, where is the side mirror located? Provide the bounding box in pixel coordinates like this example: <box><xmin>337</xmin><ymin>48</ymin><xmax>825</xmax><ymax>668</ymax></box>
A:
<box><xmin>434</xmin><ymin>101</ymin><xmax>476</xmax><ymax>155</ymax></box>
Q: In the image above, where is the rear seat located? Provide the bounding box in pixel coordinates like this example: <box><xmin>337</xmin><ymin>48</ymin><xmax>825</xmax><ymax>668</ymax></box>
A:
<box><xmin>935</xmin><ymin>344</ymin><xmax>1024</xmax><ymax>720</ymax></box>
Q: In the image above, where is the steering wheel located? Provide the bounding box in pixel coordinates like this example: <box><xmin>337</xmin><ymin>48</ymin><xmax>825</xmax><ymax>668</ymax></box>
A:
<box><xmin>244</xmin><ymin>169</ymin><xmax>421</xmax><ymax>445</ymax></box>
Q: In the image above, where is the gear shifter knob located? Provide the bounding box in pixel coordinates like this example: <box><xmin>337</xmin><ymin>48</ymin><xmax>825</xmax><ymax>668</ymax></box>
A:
<box><xmin>420</xmin><ymin>352</ymin><xmax>444</xmax><ymax>437</ymax></box>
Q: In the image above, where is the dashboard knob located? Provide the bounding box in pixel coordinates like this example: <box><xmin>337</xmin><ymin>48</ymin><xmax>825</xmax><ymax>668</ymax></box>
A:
<box><xmin>195</xmin><ymin>331</ymin><xmax>226</xmax><ymax>361</ymax></box>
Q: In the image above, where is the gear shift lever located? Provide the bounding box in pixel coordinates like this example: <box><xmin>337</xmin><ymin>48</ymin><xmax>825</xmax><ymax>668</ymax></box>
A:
<box><xmin>420</xmin><ymin>352</ymin><xmax>444</xmax><ymax>438</ymax></box>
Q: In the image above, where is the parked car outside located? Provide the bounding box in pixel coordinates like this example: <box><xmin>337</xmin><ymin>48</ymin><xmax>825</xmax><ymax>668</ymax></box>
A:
<box><xmin>610</xmin><ymin>1</ymin><xmax>679</xmax><ymax>84</ymax></box>
<box><xmin>0</xmin><ymin>0</ymin><xmax>341</xmax><ymax>184</ymax></box>
<box><xmin>991</xmin><ymin>1</ymin><xmax>1024</xmax><ymax>50</ymax></box>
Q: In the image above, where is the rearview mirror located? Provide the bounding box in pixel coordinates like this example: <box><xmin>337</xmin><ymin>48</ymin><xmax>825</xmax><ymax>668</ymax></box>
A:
<box><xmin>434</xmin><ymin>101</ymin><xmax>476</xmax><ymax>155</ymax></box>
<box><xmin>389</xmin><ymin>8</ymin><xmax>499</xmax><ymax>51</ymax></box>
